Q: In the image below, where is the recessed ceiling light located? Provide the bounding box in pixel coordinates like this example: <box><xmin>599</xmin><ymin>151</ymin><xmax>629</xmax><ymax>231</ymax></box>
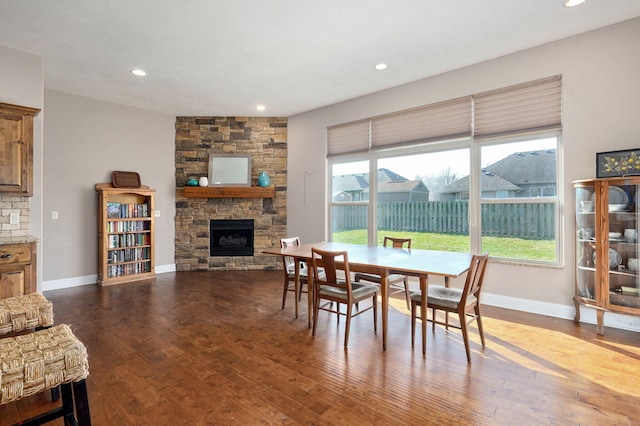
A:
<box><xmin>130</xmin><ymin>68</ymin><xmax>146</xmax><ymax>77</ymax></box>
<box><xmin>564</xmin><ymin>0</ymin><xmax>586</xmax><ymax>7</ymax></box>
<box><xmin>374</xmin><ymin>63</ymin><xmax>388</xmax><ymax>71</ymax></box>
<box><xmin>255</xmin><ymin>105</ymin><xmax>266</xmax><ymax>111</ymax></box>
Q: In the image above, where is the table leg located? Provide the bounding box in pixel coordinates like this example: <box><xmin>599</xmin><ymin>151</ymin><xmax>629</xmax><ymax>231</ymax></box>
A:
<box><xmin>420</xmin><ymin>275</ymin><xmax>428</xmax><ymax>355</ymax></box>
<box><xmin>381</xmin><ymin>272</ymin><xmax>388</xmax><ymax>350</ymax></box>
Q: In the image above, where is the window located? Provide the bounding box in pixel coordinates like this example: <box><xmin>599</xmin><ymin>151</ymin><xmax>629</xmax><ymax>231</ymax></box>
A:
<box><xmin>479</xmin><ymin>137</ymin><xmax>559</xmax><ymax>262</ymax></box>
<box><xmin>327</xmin><ymin>76</ymin><xmax>562</xmax><ymax>265</ymax></box>
<box><xmin>375</xmin><ymin>149</ymin><xmax>470</xmax><ymax>252</ymax></box>
<box><xmin>331</xmin><ymin>160</ymin><xmax>369</xmax><ymax>245</ymax></box>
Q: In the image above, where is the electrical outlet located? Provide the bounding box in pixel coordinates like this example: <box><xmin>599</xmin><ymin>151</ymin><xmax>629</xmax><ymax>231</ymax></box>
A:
<box><xmin>51</xmin><ymin>211</ymin><xmax>59</xmax><ymax>220</ymax></box>
<box><xmin>154</xmin><ymin>210</ymin><xmax>160</xmax><ymax>217</ymax></box>
<box><xmin>9</xmin><ymin>213</ymin><xmax>19</xmax><ymax>225</ymax></box>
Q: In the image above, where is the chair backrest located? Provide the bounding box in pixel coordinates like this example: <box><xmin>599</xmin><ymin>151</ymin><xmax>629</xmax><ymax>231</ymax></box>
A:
<box><xmin>280</xmin><ymin>236</ymin><xmax>301</xmax><ymax>271</ymax></box>
<box><xmin>460</xmin><ymin>254</ymin><xmax>489</xmax><ymax>307</ymax></box>
<box><xmin>383</xmin><ymin>236</ymin><xmax>412</xmax><ymax>249</ymax></box>
<box><xmin>310</xmin><ymin>247</ymin><xmax>352</xmax><ymax>298</ymax></box>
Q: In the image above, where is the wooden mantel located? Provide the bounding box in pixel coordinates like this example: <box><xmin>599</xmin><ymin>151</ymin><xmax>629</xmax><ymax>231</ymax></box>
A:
<box><xmin>183</xmin><ymin>185</ymin><xmax>275</xmax><ymax>198</ymax></box>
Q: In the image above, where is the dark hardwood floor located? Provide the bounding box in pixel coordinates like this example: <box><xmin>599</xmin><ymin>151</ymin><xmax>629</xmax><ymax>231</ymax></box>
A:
<box><xmin>2</xmin><ymin>270</ymin><xmax>639</xmax><ymax>425</ymax></box>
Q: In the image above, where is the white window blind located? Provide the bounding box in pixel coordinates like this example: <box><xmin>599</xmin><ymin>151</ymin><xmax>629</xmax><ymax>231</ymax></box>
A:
<box><xmin>370</xmin><ymin>97</ymin><xmax>472</xmax><ymax>150</ymax></box>
<box><xmin>327</xmin><ymin>119</ymin><xmax>370</xmax><ymax>157</ymax></box>
<box><xmin>326</xmin><ymin>75</ymin><xmax>561</xmax><ymax>156</ymax></box>
<box><xmin>473</xmin><ymin>76</ymin><xmax>561</xmax><ymax>140</ymax></box>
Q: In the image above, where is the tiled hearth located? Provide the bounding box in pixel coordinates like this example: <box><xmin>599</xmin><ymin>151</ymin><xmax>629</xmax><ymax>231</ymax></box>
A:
<box><xmin>174</xmin><ymin>116</ymin><xmax>287</xmax><ymax>271</ymax></box>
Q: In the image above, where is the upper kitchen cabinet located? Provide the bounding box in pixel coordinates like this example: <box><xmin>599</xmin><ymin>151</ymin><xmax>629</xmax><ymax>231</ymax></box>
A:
<box><xmin>0</xmin><ymin>102</ymin><xmax>41</xmax><ymax>196</ymax></box>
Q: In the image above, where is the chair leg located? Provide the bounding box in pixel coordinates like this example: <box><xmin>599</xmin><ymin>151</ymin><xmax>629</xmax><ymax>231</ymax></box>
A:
<box><xmin>411</xmin><ymin>301</ymin><xmax>416</xmax><ymax>347</ymax></box>
<box><xmin>73</xmin><ymin>379</ymin><xmax>92</xmax><ymax>426</ymax></box>
<box><xmin>401</xmin><ymin>277</ymin><xmax>410</xmax><ymax>310</ymax></box>
<box><xmin>281</xmin><ymin>277</ymin><xmax>289</xmax><ymax>309</ymax></box>
<box><xmin>460</xmin><ymin>313</ymin><xmax>472</xmax><ymax>363</ymax></box>
<box><xmin>432</xmin><ymin>308</ymin><xmax>436</xmax><ymax>332</ymax></box>
<box><xmin>475</xmin><ymin>306</ymin><xmax>485</xmax><ymax>348</ymax></box>
<box><xmin>312</xmin><ymin>293</ymin><xmax>320</xmax><ymax>337</ymax></box>
<box><xmin>344</xmin><ymin>304</ymin><xmax>352</xmax><ymax>349</ymax></box>
<box><xmin>60</xmin><ymin>382</ymin><xmax>76</xmax><ymax>425</ymax></box>
<box><xmin>51</xmin><ymin>385</ymin><xmax>60</xmax><ymax>401</ymax></box>
<box><xmin>372</xmin><ymin>294</ymin><xmax>377</xmax><ymax>333</ymax></box>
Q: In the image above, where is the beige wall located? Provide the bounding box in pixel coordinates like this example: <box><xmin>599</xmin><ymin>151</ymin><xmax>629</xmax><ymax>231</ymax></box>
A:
<box><xmin>287</xmin><ymin>18</ymin><xmax>640</xmax><ymax>330</ymax></box>
<box><xmin>42</xmin><ymin>90</ymin><xmax>176</xmax><ymax>286</ymax></box>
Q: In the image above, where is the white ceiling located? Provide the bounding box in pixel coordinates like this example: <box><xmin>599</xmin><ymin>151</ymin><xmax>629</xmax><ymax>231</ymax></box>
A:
<box><xmin>1</xmin><ymin>0</ymin><xmax>639</xmax><ymax>117</ymax></box>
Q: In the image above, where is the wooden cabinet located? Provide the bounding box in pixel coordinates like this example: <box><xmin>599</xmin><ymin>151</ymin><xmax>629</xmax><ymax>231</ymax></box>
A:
<box><xmin>0</xmin><ymin>103</ymin><xmax>40</xmax><ymax>196</ymax></box>
<box><xmin>574</xmin><ymin>177</ymin><xmax>640</xmax><ymax>334</ymax></box>
<box><xmin>96</xmin><ymin>183</ymin><xmax>155</xmax><ymax>286</ymax></box>
<box><xmin>0</xmin><ymin>242</ymin><xmax>36</xmax><ymax>298</ymax></box>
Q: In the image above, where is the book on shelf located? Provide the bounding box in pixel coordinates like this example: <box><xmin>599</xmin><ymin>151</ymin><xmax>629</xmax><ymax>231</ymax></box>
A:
<box><xmin>107</xmin><ymin>202</ymin><xmax>121</xmax><ymax>218</ymax></box>
<box><xmin>105</xmin><ymin>202</ymin><xmax>150</xmax><ymax>219</ymax></box>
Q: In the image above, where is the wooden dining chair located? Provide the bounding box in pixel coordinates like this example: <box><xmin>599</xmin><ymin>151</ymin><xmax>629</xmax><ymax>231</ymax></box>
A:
<box><xmin>309</xmin><ymin>247</ymin><xmax>378</xmax><ymax>349</ymax></box>
<box><xmin>280</xmin><ymin>236</ymin><xmax>308</xmax><ymax>317</ymax></box>
<box><xmin>410</xmin><ymin>253</ymin><xmax>489</xmax><ymax>362</ymax></box>
<box><xmin>354</xmin><ymin>236</ymin><xmax>412</xmax><ymax>309</ymax></box>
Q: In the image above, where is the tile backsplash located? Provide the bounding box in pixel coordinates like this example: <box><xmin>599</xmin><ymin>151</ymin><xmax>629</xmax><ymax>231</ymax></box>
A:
<box><xmin>0</xmin><ymin>195</ymin><xmax>30</xmax><ymax>238</ymax></box>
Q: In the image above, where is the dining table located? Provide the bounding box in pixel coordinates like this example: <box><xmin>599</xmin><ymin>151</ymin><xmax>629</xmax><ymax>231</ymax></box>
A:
<box><xmin>263</xmin><ymin>242</ymin><xmax>472</xmax><ymax>353</ymax></box>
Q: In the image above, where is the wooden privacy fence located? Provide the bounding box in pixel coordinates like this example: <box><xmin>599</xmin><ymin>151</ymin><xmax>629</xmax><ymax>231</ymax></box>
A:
<box><xmin>332</xmin><ymin>201</ymin><xmax>555</xmax><ymax>239</ymax></box>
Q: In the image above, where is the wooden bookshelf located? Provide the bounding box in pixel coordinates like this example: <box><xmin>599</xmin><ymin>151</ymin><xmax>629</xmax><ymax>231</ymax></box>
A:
<box><xmin>183</xmin><ymin>185</ymin><xmax>275</xmax><ymax>198</ymax></box>
<box><xmin>96</xmin><ymin>183</ymin><xmax>155</xmax><ymax>286</ymax></box>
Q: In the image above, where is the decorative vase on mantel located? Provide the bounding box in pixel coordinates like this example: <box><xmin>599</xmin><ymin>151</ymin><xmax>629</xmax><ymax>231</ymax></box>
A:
<box><xmin>257</xmin><ymin>171</ymin><xmax>271</xmax><ymax>187</ymax></box>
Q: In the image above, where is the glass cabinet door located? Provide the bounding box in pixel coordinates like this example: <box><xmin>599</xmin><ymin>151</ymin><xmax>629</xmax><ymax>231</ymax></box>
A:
<box><xmin>575</xmin><ymin>184</ymin><xmax>596</xmax><ymax>301</ymax></box>
<box><xmin>605</xmin><ymin>181</ymin><xmax>640</xmax><ymax>311</ymax></box>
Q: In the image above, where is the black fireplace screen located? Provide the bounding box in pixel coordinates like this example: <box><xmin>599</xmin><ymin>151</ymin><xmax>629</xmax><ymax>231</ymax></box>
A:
<box><xmin>210</xmin><ymin>219</ymin><xmax>254</xmax><ymax>256</ymax></box>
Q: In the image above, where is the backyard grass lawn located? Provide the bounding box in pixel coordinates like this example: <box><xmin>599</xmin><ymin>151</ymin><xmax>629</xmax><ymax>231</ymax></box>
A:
<box><xmin>333</xmin><ymin>230</ymin><xmax>556</xmax><ymax>261</ymax></box>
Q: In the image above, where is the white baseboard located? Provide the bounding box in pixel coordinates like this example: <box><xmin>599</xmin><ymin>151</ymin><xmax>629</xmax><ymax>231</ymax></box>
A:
<box><xmin>482</xmin><ymin>292</ymin><xmax>640</xmax><ymax>333</ymax></box>
<box><xmin>42</xmin><ymin>263</ymin><xmax>177</xmax><ymax>292</ymax></box>
<box><xmin>155</xmin><ymin>263</ymin><xmax>176</xmax><ymax>274</ymax></box>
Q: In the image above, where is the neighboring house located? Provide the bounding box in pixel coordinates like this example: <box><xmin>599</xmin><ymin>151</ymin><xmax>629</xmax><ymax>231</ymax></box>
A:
<box><xmin>332</xmin><ymin>168</ymin><xmax>429</xmax><ymax>202</ymax></box>
<box><xmin>332</xmin><ymin>174</ymin><xmax>369</xmax><ymax>201</ymax></box>
<box><xmin>439</xmin><ymin>149</ymin><xmax>556</xmax><ymax>200</ymax></box>
<box><xmin>366</xmin><ymin>180</ymin><xmax>430</xmax><ymax>202</ymax></box>
<box><xmin>439</xmin><ymin>171</ymin><xmax>521</xmax><ymax>201</ymax></box>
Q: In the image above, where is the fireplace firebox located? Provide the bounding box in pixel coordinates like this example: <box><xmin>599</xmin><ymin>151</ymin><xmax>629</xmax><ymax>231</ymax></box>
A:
<box><xmin>210</xmin><ymin>219</ymin><xmax>254</xmax><ymax>256</ymax></box>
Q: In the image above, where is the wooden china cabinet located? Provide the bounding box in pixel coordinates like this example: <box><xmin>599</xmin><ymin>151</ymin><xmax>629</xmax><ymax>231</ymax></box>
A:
<box><xmin>574</xmin><ymin>177</ymin><xmax>640</xmax><ymax>334</ymax></box>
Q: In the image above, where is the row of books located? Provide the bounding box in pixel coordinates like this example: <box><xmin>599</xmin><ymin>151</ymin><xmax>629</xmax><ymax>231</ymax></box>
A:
<box><xmin>107</xmin><ymin>262</ymin><xmax>151</xmax><ymax>278</ymax></box>
<box><xmin>108</xmin><ymin>233</ymin><xmax>151</xmax><ymax>248</ymax></box>
<box><xmin>107</xmin><ymin>202</ymin><xmax>150</xmax><ymax>219</ymax></box>
<box><xmin>106</xmin><ymin>247</ymin><xmax>151</xmax><ymax>264</ymax></box>
<box><xmin>106</xmin><ymin>220</ymin><xmax>150</xmax><ymax>233</ymax></box>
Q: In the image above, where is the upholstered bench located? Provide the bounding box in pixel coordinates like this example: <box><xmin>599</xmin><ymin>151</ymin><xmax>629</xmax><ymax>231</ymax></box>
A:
<box><xmin>0</xmin><ymin>293</ymin><xmax>54</xmax><ymax>335</ymax></box>
<box><xmin>0</xmin><ymin>324</ymin><xmax>91</xmax><ymax>425</ymax></box>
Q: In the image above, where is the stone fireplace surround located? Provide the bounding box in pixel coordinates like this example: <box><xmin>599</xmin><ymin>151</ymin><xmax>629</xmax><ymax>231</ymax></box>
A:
<box><xmin>175</xmin><ymin>116</ymin><xmax>287</xmax><ymax>271</ymax></box>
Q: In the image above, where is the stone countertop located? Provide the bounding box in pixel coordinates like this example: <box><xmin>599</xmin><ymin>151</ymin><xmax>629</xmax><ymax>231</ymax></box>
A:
<box><xmin>0</xmin><ymin>236</ymin><xmax>39</xmax><ymax>246</ymax></box>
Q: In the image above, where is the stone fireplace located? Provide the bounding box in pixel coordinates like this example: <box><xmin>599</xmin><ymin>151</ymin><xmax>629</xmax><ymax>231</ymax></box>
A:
<box><xmin>174</xmin><ymin>116</ymin><xmax>287</xmax><ymax>271</ymax></box>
